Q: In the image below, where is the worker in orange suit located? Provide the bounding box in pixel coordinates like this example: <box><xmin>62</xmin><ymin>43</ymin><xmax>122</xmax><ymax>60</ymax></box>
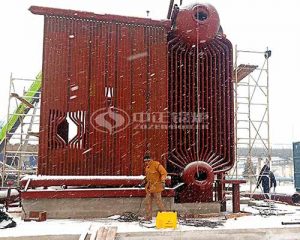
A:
<box><xmin>143</xmin><ymin>154</ymin><xmax>167</xmax><ymax>221</ymax></box>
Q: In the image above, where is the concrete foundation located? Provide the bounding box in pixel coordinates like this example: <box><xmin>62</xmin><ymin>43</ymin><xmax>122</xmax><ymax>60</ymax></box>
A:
<box><xmin>117</xmin><ymin>227</ymin><xmax>300</xmax><ymax>240</ymax></box>
<box><xmin>2</xmin><ymin>227</ymin><xmax>300</xmax><ymax>240</ymax></box>
<box><xmin>173</xmin><ymin>202</ymin><xmax>220</xmax><ymax>216</ymax></box>
<box><xmin>0</xmin><ymin>236</ymin><xmax>78</xmax><ymax>240</ymax></box>
<box><xmin>22</xmin><ymin>197</ymin><xmax>221</xmax><ymax>219</ymax></box>
<box><xmin>22</xmin><ymin>197</ymin><xmax>174</xmax><ymax>219</ymax></box>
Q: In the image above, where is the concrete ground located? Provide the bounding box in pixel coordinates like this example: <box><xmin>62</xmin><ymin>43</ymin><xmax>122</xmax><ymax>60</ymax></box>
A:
<box><xmin>1</xmin><ymin>227</ymin><xmax>300</xmax><ymax>240</ymax></box>
<box><xmin>2</xmin><ymin>201</ymin><xmax>300</xmax><ymax>240</ymax></box>
<box><xmin>117</xmin><ymin>227</ymin><xmax>300</xmax><ymax>240</ymax></box>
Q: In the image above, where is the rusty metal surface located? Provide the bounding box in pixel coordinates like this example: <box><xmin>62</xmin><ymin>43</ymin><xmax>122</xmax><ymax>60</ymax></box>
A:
<box><xmin>168</xmin><ymin>36</ymin><xmax>234</xmax><ymax>202</ymax></box>
<box><xmin>29</xmin><ymin>6</ymin><xmax>170</xmax><ymax>28</ymax></box>
<box><xmin>20</xmin><ymin>176</ymin><xmax>171</xmax><ymax>188</ymax></box>
<box><xmin>35</xmin><ymin>8</ymin><xmax>168</xmax><ymax>176</ymax></box>
<box><xmin>232</xmin><ymin>184</ymin><xmax>241</xmax><ymax>213</ymax></box>
<box><xmin>243</xmin><ymin>193</ymin><xmax>296</xmax><ymax>205</ymax></box>
<box><xmin>175</xmin><ymin>3</ymin><xmax>220</xmax><ymax>44</ymax></box>
<box><xmin>168</xmin><ymin>37</ymin><xmax>234</xmax><ymax>174</ymax></box>
<box><xmin>21</xmin><ymin>188</ymin><xmax>175</xmax><ymax>199</ymax></box>
<box><xmin>31</xmin><ymin>5</ymin><xmax>235</xmax><ymax>204</ymax></box>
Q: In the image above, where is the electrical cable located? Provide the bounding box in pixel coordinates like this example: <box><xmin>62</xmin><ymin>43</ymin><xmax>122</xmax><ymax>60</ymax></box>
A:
<box><xmin>116</xmin><ymin>197</ymin><xmax>144</xmax><ymax>222</ymax></box>
<box><xmin>116</xmin><ymin>197</ymin><xmax>156</xmax><ymax>228</ymax></box>
<box><xmin>179</xmin><ymin>218</ymin><xmax>224</xmax><ymax>228</ymax></box>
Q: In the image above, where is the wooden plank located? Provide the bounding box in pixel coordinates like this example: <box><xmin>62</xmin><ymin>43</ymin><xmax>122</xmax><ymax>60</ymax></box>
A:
<box><xmin>96</xmin><ymin>227</ymin><xmax>107</xmax><ymax>240</ymax></box>
<box><xmin>106</xmin><ymin>227</ymin><xmax>118</xmax><ymax>240</ymax></box>
<box><xmin>10</xmin><ymin>93</ymin><xmax>34</xmax><ymax>108</ymax></box>
<box><xmin>90</xmin><ymin>225</ymin><xmax>103</xmax><ymax>240</ymax></box>
<box><xmin>79</xmin><ymin>223</ymin><xmax>91</xmax><ymax>240</ymax></box>
<box><xmin>224</xmin><ymin>212</ymin><xmax>251</xmax><ymax>220</ymax></box>
<box><xmin>79</xmin><ymin>231</ymin><xmax>88</xmax><ymax>240</ymax></box>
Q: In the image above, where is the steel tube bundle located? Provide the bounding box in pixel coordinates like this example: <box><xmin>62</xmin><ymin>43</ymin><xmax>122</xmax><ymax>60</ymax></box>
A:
<box><xmin>168</xmin><ymin>3</ymin><xmax>234</xmax><ymax>202</ymax></box>
<box><xmin>30</xmin><ymin>6</ymin><xmax>168</xmax><ymax>176</ymax></box>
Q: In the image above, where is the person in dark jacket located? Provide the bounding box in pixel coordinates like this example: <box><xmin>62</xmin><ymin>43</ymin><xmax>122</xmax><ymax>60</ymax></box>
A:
<box><xmin>256</xmin><ymin>164</ymin><xmax>277</xmax><ymax>197</ymax></box>
<box><xmin>269</xmin><ymin>171</ymin><xmax>277</xmax><ymax>191</ymax></box>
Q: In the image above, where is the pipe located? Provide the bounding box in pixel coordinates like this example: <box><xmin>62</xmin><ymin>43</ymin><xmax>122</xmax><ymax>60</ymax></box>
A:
<box><xmin>182</xmin><ymin>161</ymin><xmax>214</xmax><ymax>190</ymax></box>
<box><xmin>167</xmin><ymin>0</ymin><xmax>175</xmax><ymax>19</ymax></box>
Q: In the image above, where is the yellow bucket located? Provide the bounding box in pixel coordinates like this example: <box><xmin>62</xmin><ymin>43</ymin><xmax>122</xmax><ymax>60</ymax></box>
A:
<box><xmin>156</xmin><ymin>211</ymin><xmax>177</xmax><ymax>229</ymax></box>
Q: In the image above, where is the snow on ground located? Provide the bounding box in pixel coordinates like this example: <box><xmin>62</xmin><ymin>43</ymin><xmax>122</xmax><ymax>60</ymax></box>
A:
<box><xmin>1</xmin><ymin>183</ymin><xmax>298</xmax><ymax>237</ymax></box>
<box><xmin>275</xmin><ymin>184</ymin><xmax>296</xmax><ymax>195</ymax></box>
<box><xmin>240</xmin><ymin>182</ymin><xmax>296</xmax><ymax>195</ymax></box>
<box><xmin>2</xmin><ymin>202</ymin><xmax>300</xmax><ymax>238</ymax></box>
<box><xmin>0</xmin><ymin>217</ymin><xmax>91</xmax><ymax>237</ymax></box>
<box><xmin>0</xmin><ymin>189</ymin><xmax>18</xmax><ymax>198</ymax></box>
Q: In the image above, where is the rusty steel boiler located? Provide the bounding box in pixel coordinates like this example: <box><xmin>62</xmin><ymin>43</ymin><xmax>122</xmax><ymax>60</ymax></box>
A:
<box><xmin>30</xmin><ymin>2</ymin><xmax>234</xmax><ymax>203</ymax></box>
<box><xmin>30</xmin><ymin>6</ymin><xmax>169</xmax><ymax>177</ymax></box>
<box><xmin>167</xmin><ymin>3</ymin><xmax>234</xmax><ymax>202</ymax></box>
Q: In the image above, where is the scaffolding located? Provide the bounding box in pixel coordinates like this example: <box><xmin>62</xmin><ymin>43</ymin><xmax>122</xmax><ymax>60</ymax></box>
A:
<box><xmin>232</xmin><ymin>46</ymin><xmax>271</xmax><ymax>192</ymax></box>
<box><xmin>0</xmin><ymin>74</ymin><xmax>41</xmax><ymax>187</ymax></box>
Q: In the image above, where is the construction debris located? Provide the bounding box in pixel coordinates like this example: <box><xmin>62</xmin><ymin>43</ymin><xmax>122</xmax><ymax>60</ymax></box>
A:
<box><xmin>281</xmin><ymin>221</ymin><xmax>300</xmax><ymax>225</ymax></box>
<box><xmin>224</xmin><ymin>212</ymin><xmax>252</xmax><ymax>220</ymax></box>
<box><xmin>179</xmin><ymin>218</ymin><xmax>224</xmax><ymax>228</ymax></box>
<box><xmin>244</xmin><ymin>200</ymin><xmax>296</xmax><ymax>217</ymax></box>
<box><xmin>96</xmin><ymin>226</ymin><xmax>118</xmax><ymax>240</ymax></box>
<box><xmin>10</xmin><ymin>93</ymin><xmax>34</xmax><ymax>108</ymax></box>
<box><xmin>117</xmin><ymin>212</ymin><xmax>139</xmax><ymax>222</ymax></box>
<box><xmin>24</xmin><ymin>211</ymin><xmax>47</xmax><ymax>222</ymax></box>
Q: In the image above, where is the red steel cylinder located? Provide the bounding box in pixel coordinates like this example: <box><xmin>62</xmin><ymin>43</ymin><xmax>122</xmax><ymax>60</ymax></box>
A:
<box><xmin>175</xmin><ymin>3</ymin><xmax>220</xmax><ymax>44</ymax></box>
<box><xmin>182</xmin><ymin>161</ymin><xmax>214</xmax><ymax>189</ymax></box>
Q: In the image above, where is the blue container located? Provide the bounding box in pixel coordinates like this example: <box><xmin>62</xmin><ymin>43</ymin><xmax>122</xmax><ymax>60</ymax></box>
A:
<box><xmin>293</xmin><ymin>142</ymin><xmax>300</xmax><ymax>192</ymax></box>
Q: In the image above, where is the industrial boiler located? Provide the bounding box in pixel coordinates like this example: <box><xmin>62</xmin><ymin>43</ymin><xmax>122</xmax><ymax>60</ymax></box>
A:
<box><xmin>21</xmin><ymin>2</ymin><xmax>238</xmax><ymax>217</ymax></box>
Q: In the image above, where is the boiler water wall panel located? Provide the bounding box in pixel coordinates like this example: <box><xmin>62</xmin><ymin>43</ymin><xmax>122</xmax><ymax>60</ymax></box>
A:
<box><xmin>167</xmin><ymin>37</ymin><xmax>234</xmax><ymax>175</ymax></box>
<box><xmin>32</xmin><ymin>7</ymin><xmax>168</xmax><ymax>176</ymax></box>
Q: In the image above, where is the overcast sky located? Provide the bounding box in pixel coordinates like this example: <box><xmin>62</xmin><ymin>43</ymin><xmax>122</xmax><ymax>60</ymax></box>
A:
<box><xmin>0</xmin><ymin>0</ymin><xmax>299</xmax><ymax>147</ymax></box>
